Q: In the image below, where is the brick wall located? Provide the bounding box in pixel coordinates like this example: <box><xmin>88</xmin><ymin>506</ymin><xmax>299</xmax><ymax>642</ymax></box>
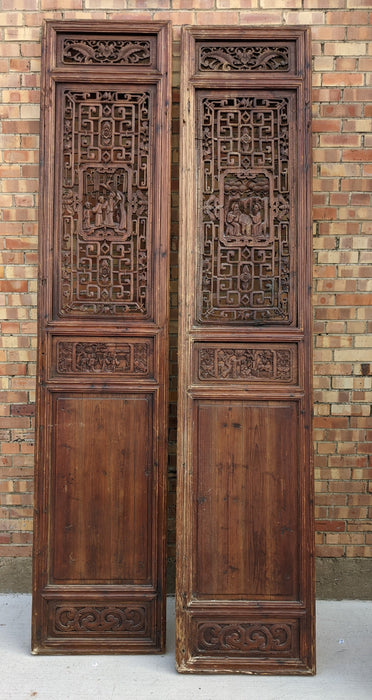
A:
<box><xmin>0</xmin><ymin>0</ymin><xmax>371</xmax><ymax>590</ymax></box>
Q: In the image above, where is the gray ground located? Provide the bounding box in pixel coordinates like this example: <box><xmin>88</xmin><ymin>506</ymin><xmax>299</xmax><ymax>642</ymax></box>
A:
<box><xmin>0</xmin><ymin>597</ymin><xmax>371</xmax><ymax>700</ymax></box>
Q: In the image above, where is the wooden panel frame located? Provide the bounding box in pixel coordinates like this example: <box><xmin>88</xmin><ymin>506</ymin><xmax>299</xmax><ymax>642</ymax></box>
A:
<box><xmin>32</xmin><ymin>20</ymin><xmax>171</xmax><ymax>654</ymax></box>
<box><xmin>176</xmin><ymin>26</ymin><xmax>314</xmax><ymax>674</ymax></box>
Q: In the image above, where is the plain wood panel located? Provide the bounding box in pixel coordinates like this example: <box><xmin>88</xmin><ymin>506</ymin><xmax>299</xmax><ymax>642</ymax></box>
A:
<box><xmin>52</xmin><ymin>394</ymin><xmax>152</xmax><ymax>584</ymax></box>
<box><xmin>195</xmin><ymin>400</ymin><xmax>298</xmax><ymax>599</ymax></box>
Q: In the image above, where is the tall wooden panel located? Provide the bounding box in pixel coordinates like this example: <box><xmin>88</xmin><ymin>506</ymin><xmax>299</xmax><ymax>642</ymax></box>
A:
<box><xmin>32</xmin><ymin>21</ymin><xmax>171</xmax><ymax>654</ymax></box>
<box><xmin>177</xmin><ymin>27</ymin><xmax>314</xmax><ymax>674</ymax></box>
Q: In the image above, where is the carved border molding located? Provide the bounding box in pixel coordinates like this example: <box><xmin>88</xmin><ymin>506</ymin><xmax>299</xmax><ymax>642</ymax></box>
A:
<box><xmin>196</xmin><ymin>344</ymin><xmax>297</xmax><ymax>383</ymax></box>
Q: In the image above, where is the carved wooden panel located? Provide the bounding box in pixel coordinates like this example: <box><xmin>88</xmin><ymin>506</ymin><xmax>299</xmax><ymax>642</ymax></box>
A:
<box><xmin>177</xmin><ymin>27</ymin><xmax>314</xmax><ymax>674</ymax></box>
<box><xmin>59</xmin><ymin>87</ymin><xmax>152</xmax><ymax>318</ymax></box>
<box><xmin>52</xmin><ymin>337</ymin><xmax>153</xmax><ymax>377</ymax></box>
<box><xmin>32</xmin><ymin>21</ymin><xmax>171</xmax><ymax>654</ymax></box>
<box><xmin>199</xmin><ymin>93</ymin><xmax>294</xmax><ymax>324</ymax></box>
<box><xmin>195</xmin><ymin>343</ymin><xmax>298</xmax><ymax>384</ymax></box>
<box><xmin>193</xmin><ymin>618</ymin><xmax>300</xmax><ymax>658</ymax></box>
<box><xmin>197</xmin><ymin>41</ymin><xmax>294</xmax><ymax>73</ymax></box>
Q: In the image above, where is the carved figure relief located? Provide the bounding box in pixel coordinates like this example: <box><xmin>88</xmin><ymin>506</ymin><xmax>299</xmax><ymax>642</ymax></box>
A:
<box><xmin>63</xmin><ymin>39</ymin><xmax>151</xmax><ymax>65</ymax></box>
<box><xmin>198</xmin><ymin>346</ymin><xmax>295</xmax><ymax>382</ymax></box>
<box><xmin>60</xmin><ymin>89</ymin><xmax>151</xmax><ymax>316</ymax></box>
<box><xmin>80</xmin><ymin>167</ymin><xmax>131</xmax><ymax>240</ymax></box>
<box><xmin>198</xmin><ymin>95</ymin><xmax>292</xmax><ymax>324</ymax></box>
<box><xmin>197</xmin><ymin>622</ymin><xmax>296</xmax><ymax>655</ymax></box>
<box><xmin>54</xmin><ymin>605</ymin><xmax>146</xmax><ymax>634</ymax></box>
<box><xmin>56</xmin><ymin>340</ymin><xmax>150</xmax><ymax>375</ymax></box>
<box><xmin>198</xmin><ymin>43</ymin><xmax>290</xmax><ymax>72</ymax></box>
<box><xmin>221</xmin><ymin>171</ymin><xmax>272</xmax><ymax>247</ymax></box>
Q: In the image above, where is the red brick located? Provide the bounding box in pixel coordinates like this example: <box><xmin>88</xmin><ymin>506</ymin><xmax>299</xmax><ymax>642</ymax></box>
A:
<box><xmin>0</xmin><ymin>280</ymin><xmax>29</xmax><ymax>292</ymax></box>
<box><xmin>348</xmin><ymin>26</ymin><xmax>372</xmax><ymax>41</ymax></box>
<box><xmin>322</xmin><ymin>72</ymin><xmax>363</xmax><ymax>87</ymax></box>
<box><xmin>313</xmin><ymin>119</ymin><xmax>342</xmax><ymax>133</ymax></box>
<box><xmin>343</xmin><ymin>150</ymin><xmax>372</xmax><ymax>162</ymax></box>
<box><xmin>11</xmin><ymin>405</ymin><xmax>35</xmax><ymax>417</ymax></box>
<box><xmin>315</xmin><ymin>545</ymin><xmax>345</xmax><ymax>557</ymax></box>
<box><xmin>320</xmin><ymin>104</ymin><xmax>362</xmax><ymax>118</ymax></box>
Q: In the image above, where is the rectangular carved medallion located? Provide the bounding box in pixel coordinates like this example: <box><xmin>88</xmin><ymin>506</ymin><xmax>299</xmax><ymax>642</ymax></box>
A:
<box><xmin>177</xmin><ymin>27</ymin><xmax>314</xmax><ymax>674</ymax></box>
<box><xmin>32</xmin><ymin>21</ymin><xmax>171</xmax><ymax>654</ymax></box>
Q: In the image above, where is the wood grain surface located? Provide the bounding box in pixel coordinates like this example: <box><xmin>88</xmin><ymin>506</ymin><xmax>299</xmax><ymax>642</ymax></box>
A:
<box><xmin>32</xmin><ymin>20</ymin><xmax>171</xmax><ymax>654</ymax></box>
<box><xmin>176</xmin><ymin>26</ymin><xmax>315</xmax><ymax>674</ymax></box>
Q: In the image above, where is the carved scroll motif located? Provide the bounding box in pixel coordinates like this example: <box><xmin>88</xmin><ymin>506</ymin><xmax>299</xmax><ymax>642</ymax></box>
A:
<box><xmin>199</xmin><ymin>44</ymin><xmax>290</xmax><ymax>72</ymax></box>
<box><xmin>54</xmin><ymin>606</ymin><xmax>146</xmax><ymax>633</ymax></box>
<box><xmin>197</xmin><ymin>622</ymin><xmax>296</xmax><ymax>655</ymax></box>
<box><xmin>198</xmin><ymin>346</ymin><xmax>294</xmax><ymax>382</ymax></box>
<box><xmin>199</xmin><ymin>95</ymin><xmax>291</xmax><ymax>324</ymax></box>
<box><xmin>61</xmin><ymin>89</ymin><xmax>151</xmax><ymax>316</ymax></box>
<box><xmin>56</xmin><ymin>340</ymin><xmax>150</xmax><ymax>375</ymax></box>
<box><xmin>63</xmin><ymin>39</ymin><xmax>151</xmax><ymax>65</ymax></box>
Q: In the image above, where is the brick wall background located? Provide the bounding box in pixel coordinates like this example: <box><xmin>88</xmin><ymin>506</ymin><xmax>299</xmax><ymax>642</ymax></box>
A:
<box><xmin>0</xmin><ymin>0</ymin><xmax>371</xmax><ymax>594</ymax></box>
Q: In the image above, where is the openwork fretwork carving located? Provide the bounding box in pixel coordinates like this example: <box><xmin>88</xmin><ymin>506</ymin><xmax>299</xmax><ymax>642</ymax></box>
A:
<box><xmin>60</xmin><ymin>89</ymin><xmax>151</xmax><ymax>317</ymax></box>
<box><xmin>63</xmin><ymin>39</ymin><xmax>151</xmax><ymax>65</ymax></box>
<box><xmin>54</xmin><ymin>605</ymin><xmax>146</xmax><ymax>634</ymax></box>
<box><xmin>56</xmin><ymin>340</ymin><xmax>150</xmax><ymax>375</ymax></box>
<box><xmin>198</xmin><ymin>94</ymin><xmax>292</xmax><ymax>324</ymax></box>
<box><xmin>198</xmin><ymin>345</ymin><xmax>296</xmax><ymax>383</ymax></box>
<box><xmin>199</xmin><ymin>43</ymin><xmax>290</xmax><ymax>72</ymax></box>
<box><xmin>196</xmin><ymin>622</ymin><xmax>296</xmax><ymax>655</ymax></box>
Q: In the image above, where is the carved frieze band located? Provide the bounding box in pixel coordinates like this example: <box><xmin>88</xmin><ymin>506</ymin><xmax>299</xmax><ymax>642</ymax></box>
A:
<box><xmin>62</xmin><ymin>39</ymin><xmax>152</xmax><ymax>65</ymax></box>
<box><xmin>196</xmin><ymin>620</ymin><xmax>298</xmax><ymax>656</ymax></box>
<box><xmin>198</xmin><ymin>43</ymin><xmax>290</xmax><ymax>72</ymax></box>
<box><xmin>56</xmin><ymin>339</ymin><xmax>151</xmax><ymax>376</ymax></box>
<box><xmin>53</xmin><ymin>605</ymin><xmax>146</xmax><ymax>634</ymax></box>
<box><xmin>197</xmin><ymin>344</ymin><xmax>297</xmax><ymax>383</ymax></box>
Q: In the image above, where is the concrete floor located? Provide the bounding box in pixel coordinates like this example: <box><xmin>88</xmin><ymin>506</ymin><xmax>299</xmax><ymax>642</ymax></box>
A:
<box><xmin>0</xmin><ymin>597</ymin><xmax>371</xmax><ymax>700</ymax></box>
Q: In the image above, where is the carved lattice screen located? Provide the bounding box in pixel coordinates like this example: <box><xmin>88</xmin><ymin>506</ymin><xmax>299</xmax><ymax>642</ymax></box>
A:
<box><xmin>32</xmin><ymin>20</ymin><xmax>171</xmax><ymax>654</ymax></box>
<box><xmin>176</xmin><ymin>26</ymin><xmax>314</xmax><ymax>674</ymax></box>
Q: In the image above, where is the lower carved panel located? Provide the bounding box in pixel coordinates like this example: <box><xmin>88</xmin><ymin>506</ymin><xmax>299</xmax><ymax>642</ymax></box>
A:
<box><xmin>53</xmin><ymin>605</ymin><xmax>147</xmax><ymax>635</ymax></box>
<box><xmin>193</xmin><ymin>619</ymin><xmax>299</xmax><ymax>658</ymax></box>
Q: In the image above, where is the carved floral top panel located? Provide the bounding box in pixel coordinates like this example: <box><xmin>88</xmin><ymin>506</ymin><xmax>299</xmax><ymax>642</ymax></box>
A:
<box><xmin>197</xmin><ymin>42</ymin><xmax>291</xmax><ymax>73</ymax></box>
<box><xmin>57</xmin><ymin>34</ymin><xmax>156</xmax><ymax>67</ymax></box>
<box><xmin>57</xmin><ymin>87</ymin><xmax>152</xmax><ymax>318</ymax></box>
<box><xmin>197</xmin><ymin>92</ymin><xmax>295</xmax><ymax>325</ymax></box>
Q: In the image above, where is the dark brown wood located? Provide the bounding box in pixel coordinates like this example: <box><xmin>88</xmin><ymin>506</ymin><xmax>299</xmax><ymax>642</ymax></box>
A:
<box><xmin>176</xmin><ymin>26</ymin><xmax>314</xmax><ymax>674</ymax></box>
<box><xmin>32</xmin><ymin>20</ymin><xmax>171</xmax><ymax>654</ymax></box>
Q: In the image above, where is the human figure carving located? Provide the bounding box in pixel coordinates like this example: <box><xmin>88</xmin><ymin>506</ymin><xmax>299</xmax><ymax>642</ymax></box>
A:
<box><xmin>83</xmin><ymin>202</ymin><xmax>92</xmax><ymax>229</ymax></box>
<box><xmin>226</xmin><ymin>201</ymin><xmax>252</xmax><ymax>238</ymax></box>
<box><xmin>251</xmin><ymin>202</ymin><xmax>264</xmax><ymax>241</ymax></box>
<box><xmin>101</xmin><ymin>184</ymin><xmax>119</xmax><ymax>227</ymax></box>
<box><xmin>116</xmin><ymin>191</ymin><xmax>127</xmax><ymax>232</ymax></box>
<box><xmin>92</xmin><ymin>195</ymin><xmax>106</xmax><ymax>227</ymax></box>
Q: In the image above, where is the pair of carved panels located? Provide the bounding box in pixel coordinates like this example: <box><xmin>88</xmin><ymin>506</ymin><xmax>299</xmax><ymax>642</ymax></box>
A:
<box><xmin>33</xmin><ymin>22</ymin><xmax>314</xmax><ymax>674</ymax></box>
